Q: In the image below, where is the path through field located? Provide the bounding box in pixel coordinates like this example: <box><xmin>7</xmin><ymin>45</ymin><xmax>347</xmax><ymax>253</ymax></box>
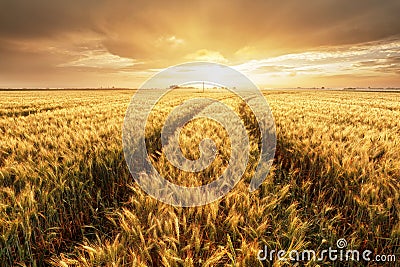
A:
<box><xmin>0</xmin><ymin>89</ymin><xmax>399</xmax><ymax>266</ymax></box>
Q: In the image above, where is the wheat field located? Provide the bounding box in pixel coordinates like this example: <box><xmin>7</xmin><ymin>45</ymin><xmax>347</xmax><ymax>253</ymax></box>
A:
<box><xmin>0</xmin><ymin>89</ymin><xmax>399</xmax><ymax>266</ymax></box>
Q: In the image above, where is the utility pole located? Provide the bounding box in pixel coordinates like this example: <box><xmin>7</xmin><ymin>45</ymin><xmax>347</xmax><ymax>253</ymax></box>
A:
<box><xmin>202</xmin><ymin>81</ymin><xmax>204</xmax><ymax>93</ymax></box>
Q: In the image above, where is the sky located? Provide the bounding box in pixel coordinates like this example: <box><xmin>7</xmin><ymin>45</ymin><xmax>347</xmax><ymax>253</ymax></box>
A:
<box><xmin>0</xmin><ymin>0</ymin><xmax>399</xmax><ymax>89</ymax></box>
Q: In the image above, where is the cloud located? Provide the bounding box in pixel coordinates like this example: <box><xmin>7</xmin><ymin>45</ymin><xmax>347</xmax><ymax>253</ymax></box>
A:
<box><xmin>232</xmin><ymin>38</ymin><xmax>400</xmax><ymax>87</ymax></box>
<box><xmin>59</xmin><ymin>49</ymin><xmax>138</xmax><ymax>69</ymax></box>
<box><xmin>0</xmin><ymin>0</ymin><xmax>103</xmax><ymax>38</ymax></box>
<box><xmin>0</xmin><ymin>0</ymin><xmax>399</xmax><ymax>87</ymax></box>
<box><xmin>155</xmin><ymin>36</ymin><xmax>185</xmax><ymax>48</ymax></box>
<box><xmin>185</xmin><ymin>49</ymin><xmax>228</xmax><ymax>63</ymax></box>
<box><xmin>353</xmin><ymin>56</ymin><xmax>400</xmax><ymax>75</ymax></box>
<box><xmin>234</xmin><ymin>38</ymin><xmax>400</xmax><ymax>75</ymax></box>
<box><xmin>2</xmin><ymin>0</ymin><xmax>399</xmax><ymax>55</ymax></box>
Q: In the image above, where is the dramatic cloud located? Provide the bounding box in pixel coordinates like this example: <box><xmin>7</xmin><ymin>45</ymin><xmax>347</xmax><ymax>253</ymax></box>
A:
<box><xmin>0</xmin><ymin>0</ymin><xmax>399</xmax><ymax>88</ymax></box>
<box><xmin>234</xmin><ymin>38</ymin><xmax>400</xmax><ymax>88</ymax></box>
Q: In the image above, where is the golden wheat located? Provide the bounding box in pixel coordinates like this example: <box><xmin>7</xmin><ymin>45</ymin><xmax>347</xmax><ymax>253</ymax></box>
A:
<box><xmin>0</xmin><ymin>89</ymin><xmax>399</xmax><ymax>266</ymax></box>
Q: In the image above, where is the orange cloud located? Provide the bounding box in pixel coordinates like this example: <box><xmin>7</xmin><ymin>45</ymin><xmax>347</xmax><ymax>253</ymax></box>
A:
<box><xmin>0</xmin><ymin>0</ymin><xmax>399</xmax><ymax>88</ymax></box>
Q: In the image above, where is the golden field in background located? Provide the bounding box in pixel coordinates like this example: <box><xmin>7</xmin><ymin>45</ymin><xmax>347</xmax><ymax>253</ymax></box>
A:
<box><xmin>0</xmin><ymin>89</ymin><xmax>399</xmax><ymax>266</ymax></box>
